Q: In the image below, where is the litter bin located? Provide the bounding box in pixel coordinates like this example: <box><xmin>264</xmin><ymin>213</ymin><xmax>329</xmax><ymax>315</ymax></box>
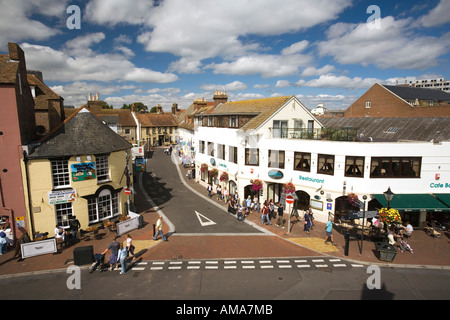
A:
<box><xmin>375</xmin><ymin>241</ymin><xmax>397</xmax><ymax>262</ymax></box>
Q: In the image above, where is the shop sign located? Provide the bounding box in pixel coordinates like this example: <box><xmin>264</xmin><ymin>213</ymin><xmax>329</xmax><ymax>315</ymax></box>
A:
<box><xmin>430</xmin><ymin>182</ymin><xmax>450</xmax><ymax>189</ymax></box>
<box><xmin>21</xmin><ymin>239</ymin><xmax>57</xmax><ymax>259</ymax></box>
<box><xmin>48</xmin><ymin>189</ymin><xmax>77</xmax><ymax>205</ymax></box>
<box><xmin>268</xmin><ymin>170</ymin><xmax>283</xmax><ymax>180</ymax></box>
<box><xmin>135</xmin><ymin>157</ymin><xmax>146</xmax><ymax>172</ymax></box>
<box><xmin>71</xmin><ymin>162</ymin><xmax>96</xmax><ymax>181</ymax></box>
<box><xmin>298</xmin><ymin>174</ymin><xmax>324</xmax><ymax>184</ymax></box>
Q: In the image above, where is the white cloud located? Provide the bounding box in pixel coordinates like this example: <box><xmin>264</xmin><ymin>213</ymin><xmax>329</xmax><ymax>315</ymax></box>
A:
<box><xmin>0</xmin><ymin>0</ymin><xmax>67</xmax><ymax>47</ymax></box>
<box><xmin>318</xmin><ymin>16</ymin><xmax>450</xmax><ymax>70</ymax></box>
<box><xmin>21</xmin><ymin>40</ymin><xmax>178</xmax><ymax>84</ymax></box>
<box><xmin>85</xmin><ymin>0</ymin><xmax>154</xmax><ymax>26</ymax></box>
<box><xmin>302</xmin><ymin>65</ymin><xmax>335</xmax><ymax>77</ymax></box>
<box><xmin>136</xmin><ymin>0</ymin><xmax>351</xmax><ymax>62</ymax></box>
<box><xmin>275</xmin><ymin>80</ymin><xmax>292</xmax><ymax>88</ymax></box>
<box><xmin>419</xmin><ymin>0</ymin><xmax>450</xmax><ymax>27</ymax></box>
<box><xmin>304</xmin><ymin>74</ymin><xmax>383</xmax><ymax>89</ymax></box>
<box><xmin>200</xmin><ymin>81</ymin><xmax>248</xmax><ymax>92</ymax></box>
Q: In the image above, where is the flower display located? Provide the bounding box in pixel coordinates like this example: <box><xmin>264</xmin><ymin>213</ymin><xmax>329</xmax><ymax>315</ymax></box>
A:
<box><xmin>378</xmin><ymin>207</ymin><xmax>402</xmax><ymax>225</ymax></box>
<box><xmin>220</xmin><ymin>172</ymin><xmax>229</xmax><ymax>182</ymax></box>
<box><xmin>252</xmin><ymin>179</ymin><xmax>263</xmax><ymax>192</ymax></box>
<box><xmin>200</xmin><ymin>163</ymin><xmax>208</xmax><ymax>173</ymax></box>
<box><xmin>210</xmin><ymin>168</ymin><xmax>218</xmax><ymax>178</ymax></box>
<box><xmin>283</xmin><ymin>182</ymin><xmax>295</xmax><ymax>194</ymax></box>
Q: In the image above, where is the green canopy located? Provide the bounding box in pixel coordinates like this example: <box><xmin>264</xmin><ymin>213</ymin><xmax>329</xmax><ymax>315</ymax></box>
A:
<box><xmin>372</xmin><ymin>193</ymin><xmax>450</xmax><ymax>212</ymax></box>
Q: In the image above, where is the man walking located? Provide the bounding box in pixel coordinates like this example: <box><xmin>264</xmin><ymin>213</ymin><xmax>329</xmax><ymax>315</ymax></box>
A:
<box><xmin>276</xmin><ymin>203</ymin><xmax>285</xmax><ymax>229</ymax></box>
<box><xmin>154</xmin><ymin>216</ymin><xmax>167</xmax><ymax>241</ymax></box>
<box><xmin>69</xmin><ymin>215</ymin><xmax>81</xmax><ymax>244</ymax></box>
<box><xmin>324</xmin><ymin>218</ymin><xmax>336</xmax><ymax>245</ymax></box>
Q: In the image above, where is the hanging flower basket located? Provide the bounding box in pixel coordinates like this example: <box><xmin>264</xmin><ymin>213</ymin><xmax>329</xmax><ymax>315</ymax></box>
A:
<box><xmin>378</xmin><ymin>207</ymin><xmax>402</xmax><ymax>225</ymax></box>
<box><xmin>210</xmin><ymin>168</ymin><xmax>218</xmax><ymax>179</ymax></box>
<box><xmin>347</xmin><ymin>193</ymin><xmax>358</xmax><ymax>206</ymax></box>
<box><xmin>200</xmin><ymin>163</ymin><xmax>208</xmax><ymax>173</ymax></box>
<box><xmin>283</xmin><ymin>182</ymin><xmax>295</xmax><ymax>194</ymax></box>
<box><xmin>220</xmin><ymin>172</ymin><xmax>229</xmax><ymax>182</ymax></box>
<box><xmin>252</xmin><ymin>179</ymin><xmax>263</xmax><ymax>192</ymax></box>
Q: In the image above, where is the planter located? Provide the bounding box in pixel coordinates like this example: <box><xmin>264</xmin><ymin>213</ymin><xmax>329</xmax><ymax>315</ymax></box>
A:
<box><xmin>375</xmin><ymin>241</ymin><xmax>397</xmax><ymax>262</ymax></box>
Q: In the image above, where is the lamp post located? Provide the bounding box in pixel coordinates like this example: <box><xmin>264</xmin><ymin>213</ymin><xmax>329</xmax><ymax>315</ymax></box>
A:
<box><xmin>383</xmin><ymin>187</ymin><xmax>394</xmax><ymax>209</ymax></box>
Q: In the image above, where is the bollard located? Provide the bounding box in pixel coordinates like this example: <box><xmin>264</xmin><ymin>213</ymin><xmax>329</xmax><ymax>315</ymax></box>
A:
<box><xmin>344</xmin><ymin>233</ymin><xmax>350</xmax><ymax>256</ymax></box>
<box><xmin>153</xmin><ymin>224</ymin><xmax>156</xmax><ymax>238</ymax></box>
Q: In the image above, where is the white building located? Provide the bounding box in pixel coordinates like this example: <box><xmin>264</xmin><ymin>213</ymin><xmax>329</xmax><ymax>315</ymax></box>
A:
<box><xmin>189</xmin><ymin>95</ymin><xmax>450</xmax><ymax>227</ymax></box>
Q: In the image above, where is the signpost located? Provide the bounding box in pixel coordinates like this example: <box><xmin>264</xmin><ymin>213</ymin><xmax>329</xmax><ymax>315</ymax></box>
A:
<box><xmin>286</xmin><ymin>195</ymin><xmax>294</xmax><ymax>233</ymax></box>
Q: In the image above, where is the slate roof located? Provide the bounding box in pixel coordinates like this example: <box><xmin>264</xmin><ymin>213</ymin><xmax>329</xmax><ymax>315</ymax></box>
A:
<box><xmin>137</xmin><ymin>113</ymin><xmax>179</xmax><ymax>127</ymax></box>
<box><xmin>319</xmin><ymin>117</ymin><xmax>450</xmax><ymax>142</ymax></box>
<box><xmin>64</xmin><ymin>107</ymin><xmax>137</xmax><ymax>127</ymax></box>
<box><xmin>0</xmin><ymin>54</ymin><xmax>18</xmax><ymax>84</ymax></box>
<box><xmin>383</xmin><ymin>85</ymin><xmax>450</xmax><ymax>102</ymax></box>
<box><xmin>29</xmin><ymin>107</ymin><xmax>132</xmax><ymax>159</ymax></box>
<box><xmin>208</xmin><ymin>95</ymin><xmax>294</xmax><ymax>131</ymax></box>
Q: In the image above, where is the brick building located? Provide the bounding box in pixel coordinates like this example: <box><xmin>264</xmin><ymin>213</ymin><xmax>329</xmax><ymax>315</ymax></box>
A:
<box><xmin>345</xmin><ymin>83</ymin><xmax>450</xmax><ymax>118</ymax></box>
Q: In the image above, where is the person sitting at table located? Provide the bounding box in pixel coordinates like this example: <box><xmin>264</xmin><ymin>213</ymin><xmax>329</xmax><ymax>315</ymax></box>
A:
<box><xmin>398</xmin><ymin>221</ymin><xmax>413</xmax><ymax>238</ymax></box>
<box><xmin>387</xmin><ymin>226</ymin><xmax>397</xmax><ymax>245</ymax></box>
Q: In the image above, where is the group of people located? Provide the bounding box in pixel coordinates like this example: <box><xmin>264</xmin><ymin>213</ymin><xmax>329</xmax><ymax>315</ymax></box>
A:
<box><xmin>101</xmin><ymin>234</ymin><xmax>136</xmax><ymax>274</ymax></box>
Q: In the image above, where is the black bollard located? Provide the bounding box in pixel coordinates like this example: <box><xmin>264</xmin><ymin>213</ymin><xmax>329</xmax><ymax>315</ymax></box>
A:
<box><xmin>344</xmin><ymin>233</ymin><xmax>350</xmax><ymax>256</ymax></box>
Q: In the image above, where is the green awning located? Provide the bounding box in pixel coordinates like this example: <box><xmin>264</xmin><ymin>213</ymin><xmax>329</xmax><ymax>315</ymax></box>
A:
<box><xmin>433</xmin><ymin>194</ymin><xmax>450</xmax><ymax>208</ymax></box>
<box><xmin>372</xmin><ymin>193</ymin><xmax>450</xmax><ymax>212</ymax></box>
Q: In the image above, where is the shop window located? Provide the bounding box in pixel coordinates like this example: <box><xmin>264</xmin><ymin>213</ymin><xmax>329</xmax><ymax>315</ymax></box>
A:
<box><xmin>55</xmin><ymin>202</ymin><xmax>73</xmax><ymax>228</ymax></box>
<box><xmin>370</xmin><ymin>157</ymin><xmax>421</xmax><ymax>178</ymax></box>
<box><xmin>96</xmin><ymin>155</ymin><xmax>110</xmax><ymax>183</ymax></box>
<box><xmin>268</xmin><ymin>150</ymin><xmax>285</xmax><ymax>169</ymax></box>
<box><xmin>87</xmin><ymin>189</ymin><xmax>119</xmax><ymax>224</ymax></box>
<box><xmin>317</xmin><ymin>154</ymin><xmax>335</xmax><ymax>175</ymax></box>
<box><xmin>245</xmin><ymin>148</ymin><xmax>259</xmax><ymax>166</ymax></box>
<box><xmin>345</xmin><ymin>156</ymin><xmax>364</xmax><ymax>177</ymax></box>
<box><xmin>294</xmin><ymin>152</ymin><xmax>311</xmax><ymax>172</ymax></box>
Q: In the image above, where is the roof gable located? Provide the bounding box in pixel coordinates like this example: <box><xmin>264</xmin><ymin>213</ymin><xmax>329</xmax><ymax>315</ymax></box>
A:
<box><xmin>29</xmin><ymin>107</ymin><xmax>132</xmax><ymax>158</ymax></box>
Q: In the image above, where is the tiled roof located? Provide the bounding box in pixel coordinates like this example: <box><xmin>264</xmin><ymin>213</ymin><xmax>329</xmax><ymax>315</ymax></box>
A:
<box><xmin>27</xmin><ymin>73</ymin><xmax>62</xmax><ymax>110</ymax></box>
<box><xmin>137</xmin><ymin>113</ymin><xmax>179</xmax><ymax>127</ymax></box>
<box><xmin>29</xmin><ymin>107</ymin><xmax>132</xmax><ymax>159</ymax></box>
<box><xmin>0</xmin><ymin>55</ymin><xmax>18</xmax><ymax>84</ymax></box>
<box><xmin>320</xmin><ymin>117</ymin><xmax>450</xmax><ymax>142</ymax></box>
<box><xmin>384</xmin><ymin>85</ymin><xmax>450</xmax><ymax>102</ymax></box>
<box><xmin>210</xmin><ymin>95</ymin><xmax>294</xmax><ymax>131</ymax></box>
<box><xmin>65</xmin><ymin>107</ymin><xmax>137</xmax><ymax>127</ymax></box>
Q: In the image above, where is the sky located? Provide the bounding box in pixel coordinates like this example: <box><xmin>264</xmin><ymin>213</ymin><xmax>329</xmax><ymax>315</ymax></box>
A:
<box><xmin>1</xmin><ymin>0</ymin><xmax>449</xmax><ymax>111</ymax></box>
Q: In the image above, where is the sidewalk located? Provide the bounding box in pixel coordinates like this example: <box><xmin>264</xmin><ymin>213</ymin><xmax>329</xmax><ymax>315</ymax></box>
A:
<box><xmin>1</xmin><ymin>149</ymin><xmax>449</xmax><ymax>278</ymax></box>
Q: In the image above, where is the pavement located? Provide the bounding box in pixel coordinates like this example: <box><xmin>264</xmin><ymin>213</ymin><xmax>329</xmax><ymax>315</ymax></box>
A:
<box><xmin>1</xmin><ymin>147</ymin><xmax>449</xmax><ymax>278</ymax></box>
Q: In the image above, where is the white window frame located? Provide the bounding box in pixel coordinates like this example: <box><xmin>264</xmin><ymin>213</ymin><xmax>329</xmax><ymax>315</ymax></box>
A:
<box><xmin>87</xmin><ymin>189</ymin><xmax>119</xmax><ymax>224</ymax></box>
<box><xmin>51</xmin><ymin>160</ymin><xmax>70</xmax><ymax>189</ymax></box>
<box><xmin>96</xmin><ymin>155</ymin><xmax>110</xmax><ymax>183</ymax></box>
<box><xmin>55</xmin><ymin>202</ymin><xmax>73</xmax><ymax>228</ymax></box>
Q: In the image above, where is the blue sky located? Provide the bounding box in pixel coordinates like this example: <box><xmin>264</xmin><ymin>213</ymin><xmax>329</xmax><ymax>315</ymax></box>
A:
<box><xmin>1</xmin><ymin>0</ymin><xmax>449</xmax><ymax>111</ymax></box>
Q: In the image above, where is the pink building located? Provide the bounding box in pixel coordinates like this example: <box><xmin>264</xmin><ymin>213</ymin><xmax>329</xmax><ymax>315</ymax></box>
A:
<box><xmin>0</xmin><ymin>43</ymin><xmax>37</xmax><ymax>243</ymax></box>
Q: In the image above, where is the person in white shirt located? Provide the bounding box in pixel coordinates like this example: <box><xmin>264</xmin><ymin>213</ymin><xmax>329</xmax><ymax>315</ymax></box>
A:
<box><xmin>153</xmin><ymin>216</ymin><xmax>167</xmax><ymax>241</ymax></box>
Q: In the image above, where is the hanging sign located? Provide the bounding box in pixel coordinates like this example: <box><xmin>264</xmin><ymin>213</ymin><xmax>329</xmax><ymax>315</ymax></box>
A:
<box><xmin>48</xmin><ymin>189</ymin><xmax>77</xmax><ymax>205</ymax></box>
<box><xmin>71</xmin><ymin>162</ymin><xmax>96</xmax><ymax>181</ymax></box>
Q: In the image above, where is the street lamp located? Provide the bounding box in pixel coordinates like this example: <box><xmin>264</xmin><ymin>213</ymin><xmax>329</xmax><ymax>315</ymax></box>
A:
<box><xmin>383</xmin><ymin>187</ymin><xmax>394</xmax><ymax>209</ymax></box>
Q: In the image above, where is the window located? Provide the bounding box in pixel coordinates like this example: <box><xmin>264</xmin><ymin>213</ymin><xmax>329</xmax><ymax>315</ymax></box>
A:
<box><xmin>273</xmin><ymin>120</ymin><xmax>288</xmax><ymax>138</ymax></box>
<box><xmin>229</xmin><ymin>146</ymin><xmax>238</xmax><ymax>164</ymax></box>
<box><xmin>96</xmin><ymin>155</ymin><xmax>110</xmax><ymax>182</ymax></box>
<box><xmin>55</xmin><ymin>202</ymin><xmax>73</xmax><ymax>228</ymax></box>
<box><xmin>87</xmin><ymin>189</ymin><xmax>119</xmax><ymax>224</ymax></box>
<box><xmin>294</xmin><ymin>152</ymin><xmax>311</xmax><ymax>172</ymax></box>
<box><xmin>207</xmin><ymin>142</ymin><xmax>214</xmax><ymax>156</ymax></box>
<box><xmin>229</xmin><ymin>116</ymin><xmax>238</xmax><ymax>128</ymax></box>
<box><xmin>317</xmin><ymin>154</ymin><xmax>335</xmax><ymax>175</ymax></box>
<box><xmin>208</xmin><ymin>117</ymin><xmax>215</xmax><ymax>127</ymax></box>
<box><xmin>217</xmin><ymin>144</ymin><xmax>225</xmax><ymax>160</ymax></box>
<box><xmin>370</xmin><ymin>157</ymin><xmax>421</xmax><ymax>178</ymax></box>
<box><xmin>199</xmin><ymin>140</ymin><xmax>205</xmax><ymax>154</ymax></box>
<box><xmin>345</xmin><ymin>156</ymin><xmax>364</xmax><ymax>177</ymax></box>
<box><xmin>366</xmin><ymin>101</ymin><xmax>371</xmax><ymax>108</ymax></box>
<box><xmin>245</xmin><ymin>148</ymin><xmax>259</xmax><ymax>166</ymax></box>
<box><xmin>51</xmin><ymin>160</ymin><xmax>70</xmax><ymax>189</ymax></box>
<box><xmin>268</xmin><ymin>150</ymin><xmax>285</xmax><ymax>169</ymax></box>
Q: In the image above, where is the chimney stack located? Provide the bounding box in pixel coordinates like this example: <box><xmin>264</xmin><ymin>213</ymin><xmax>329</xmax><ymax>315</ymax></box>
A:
<box><xmin>193</xmin><ymin>98</ymin><xmax>207</xmax><ymax>110</ymax></box>
<box><xmin>213</xmin><ymin>90</ymin><xmax>228</xmax><ymax>107</ymax></box>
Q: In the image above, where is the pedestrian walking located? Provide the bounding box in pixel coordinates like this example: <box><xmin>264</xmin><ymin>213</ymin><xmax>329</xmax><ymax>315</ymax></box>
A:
<box><xmin>153</xmin><ymin>216</ymin><xmax>167</xmax><ymax>241</ymax></box>
<box><xmin>269</xmin><ymin>199</ymin><xmax>275</xmax><ymax>220</ymax></box>
<box><xmin>228</xmin><ymin>197</ymin><xmax>236</xmax><ymax>215</ymax></box>
<box><xmin>126</xmin><ymin>234</ymin><xmax>135</xmax><ymax>260</ymax></box>
<box><xmin>207</xmin><ymin>184</ymin><xmax>213</xmax><ymax>198</ymax></box>
<box><xmin>276</xmin><ymin>203</ymin><xmax>285</xmax><ymax>229</ymax></box>
<box><xmin>216</xmin><ymin>185</ymin><xmax>222</xmax><ymax>201</ymax></box>
<box><xmin>101</xmin><ymin>236</ymin><xmax>121</xmax><ymax>271</ymax></box>
<box><xmin>118</xmin><ymin>243</ymin><xmax>128</xmax><ymax>274</ymax></box>
<box><xmin>324</xmin><ymin>218</ymin><xmax>336</xmax><ymax>245</ymax></box>
<box><xmin>223</xmin><ymin>187</ymin><xmax>229</xmax><ymax>202</ymax></box>
<box><xmin>303</xmin><ymin>210</ymin><xmax>311</xmax><ymax>233</ymax></box>
<box><xmin>237</xmin><ymin>204</ymin><xmax>244</xmax><ymax>221</ymax></box>
<box><xmin>69</xmin><ymin>215</ymin><xmax>81</xmax><ymax>244</ymax></box>
<box><xmin>261</xmin><ymin>201</ymin><xmax>271</xmax><ymax>225</ymax></box>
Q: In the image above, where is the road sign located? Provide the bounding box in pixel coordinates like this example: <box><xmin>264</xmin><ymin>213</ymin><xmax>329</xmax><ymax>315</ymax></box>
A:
<box><xmin>124</xmin><ymin>188</ymin><xmax>131</xmax><ymax>195</ymax></box>
<box><xmin>285</xmin><ymin>195</ymin><xmax>294</xmax><ymax>204</ymax></box>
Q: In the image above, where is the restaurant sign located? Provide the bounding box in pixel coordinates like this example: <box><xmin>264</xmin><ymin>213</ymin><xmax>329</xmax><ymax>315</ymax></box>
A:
<box><xmin>48</xmin><ymin>189</ymin><xmax>77</xmax><ymax>205</ymax></box>
<box><xmin>71</xmin><ymin>162</ymin><xmax>96</xmax><ymax>181</ymax></box>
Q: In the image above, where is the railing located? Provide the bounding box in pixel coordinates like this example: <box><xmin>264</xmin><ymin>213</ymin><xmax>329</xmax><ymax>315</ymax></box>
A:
<box><xmin>270</xmin><ymin>127</ymin><xmax>358</xmax><ymax>141</ymax></box>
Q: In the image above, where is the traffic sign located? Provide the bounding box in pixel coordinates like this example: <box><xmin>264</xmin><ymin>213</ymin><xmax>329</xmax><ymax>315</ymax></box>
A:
<box><xmin>285</xmin><ymin>195</ymin><xmax>294</xmax><ymax>204</ymax></box>
<box><xmin>124</xmin><ymin>188</ymin><xmax>131</xmax><ymax>195</ymax></box>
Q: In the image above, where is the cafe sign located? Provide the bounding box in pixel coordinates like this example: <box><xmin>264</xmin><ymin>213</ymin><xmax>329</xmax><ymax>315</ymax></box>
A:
<box><xmin>48</xmin><ymin>189</ymin><xmax>77</xmax><ymax>205</ymax></box>
<box><xmin>71</xmin><ymin>162</ymin><xmax>96</xmax><ymax>181</ymax></box>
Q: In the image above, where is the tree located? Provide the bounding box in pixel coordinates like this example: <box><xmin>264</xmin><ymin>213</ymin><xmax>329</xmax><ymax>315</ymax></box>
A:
<box><xmin>121</xmin><ymin>102</ymin><xmax>148</xmax><ymax>113</ymax></box>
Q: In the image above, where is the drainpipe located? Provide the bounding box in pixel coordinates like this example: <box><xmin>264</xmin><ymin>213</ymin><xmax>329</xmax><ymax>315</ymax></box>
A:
<box><xmin>22</xmin><ymin>150</ymin><xmax>36</xmax><ymax>239</ymax></box>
